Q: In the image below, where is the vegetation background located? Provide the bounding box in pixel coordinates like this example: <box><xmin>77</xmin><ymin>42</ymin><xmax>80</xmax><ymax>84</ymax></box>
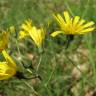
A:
<box><xmin>0</xmin><ymin>0</ymin><xmax>96</xmax><ymax>96</ymax></box>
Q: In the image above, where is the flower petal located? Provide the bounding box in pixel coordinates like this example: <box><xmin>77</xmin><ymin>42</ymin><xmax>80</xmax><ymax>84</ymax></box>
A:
<box><xmin>53</xmin><ymin>14</ymin><xmax>61</xmax><ymax>24</ymax></box>
<box><xmin>82</xmin><ymin>21</ymin><xmax>94</xmax><ymax>28</ymax></box>
<box><xmin>80</xmin><ymin>27</ymin><xmax>95</xmax><ymax>34</ymax></box>
<box><xmin>63</xmin><ymin>11</ymin><xmax>71</xmax><ymax>23</ymax></box>
<box><xmin>19</xmin><ymin>30</ymin><xmax>29</xmax><ymax>39</ymax></box>
<box><xmin>0</xmin><ymin>73</ymin><xmax>10</xmax><ymax>80</ymax></box>
<box><xmin>57</xmin><ymin>14</ymin><xmax>66</xmax><ymax>25</ymax></box>
<box><xmin>77</xmin><ymin>19</ymin><xmax>85</xmax><ymax>26</ymax></box>
<box><xmin>0</xmin><ymin>32</ymin><xmax>8</xmax><ymax>52</ymax></box>
<box><xmin>21</xmin><ymin>20</ymin><xmax>32</xmax><ymax>31</ymax></box>
<box><xmin>73</xmin><ymin>16</ymin><xmax>80</xmax><ymax>26</ymax></box>
<box><xmin>2</xmin><ymin>50</ymin><xmax>16</xmax><ymax>68</ymax></box>
<box><xmin>53</xmin><ymin>14</ymin><xmax>65</xmax><ymax>28</ymax></box>
<box><xmin>0</xmin><ymin>62</ymin><xmax>8</xmax><ymax>74</ymax></box>
<box><xmin>29</xmin><ymin>26</ymin><xmax>42</xmax><ymax>46</ymax></box>
<box><xmin>51</xmin><ymin>31</ymin><xmax>64</xmax><ymax>37</ymax></box>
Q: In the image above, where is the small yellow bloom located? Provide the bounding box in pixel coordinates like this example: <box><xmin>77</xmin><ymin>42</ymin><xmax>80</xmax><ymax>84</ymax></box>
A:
<box><xmin>0</xmin><ymin>50</ymin><xmax>17</xmax><ymax>80</ymax></box>
<box><xmin>51</xmin><ymin>11</ymin><xmax>95</xmax><ymax>37</ymax></box>
<box><xmin>9</xmin><ymin>26</ymin><xmax>15</xmax><ymax>33</ymax></box>
<box><xmin>19</xmin><ymin>19</ymin><xmax>45</xmax><ymax>47</ymax></box>
<box><xmin>0</xmin><ymin>32</ymin><xmax>9</xmax><ymax>52</ymax></box>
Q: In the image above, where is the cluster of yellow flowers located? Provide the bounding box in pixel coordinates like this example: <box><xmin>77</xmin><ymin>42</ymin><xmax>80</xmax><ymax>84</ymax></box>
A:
<box><xmin>19</xmin><ymin>19</ymin><xmax>45</xmax><ymax>47</ymax></box>
<box><xmin>0</xmin><ymin>11</ymin><xmax>95</xmax><ymax>80</ymax></box>
<box><xmin>0</xmin><ymin>31</ymin><xmax>17</xmax><ymax>80</ymax></box>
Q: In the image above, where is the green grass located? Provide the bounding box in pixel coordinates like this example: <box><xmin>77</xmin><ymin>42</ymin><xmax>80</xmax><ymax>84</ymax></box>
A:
<box><xmin>0</xmin><ymin>0</ymin><xmax>96</xmax><ymax>96</ymax></box>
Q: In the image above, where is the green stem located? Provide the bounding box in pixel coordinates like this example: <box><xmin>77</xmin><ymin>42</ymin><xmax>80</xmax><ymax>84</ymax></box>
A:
<box><xmin>36</xmin><ymin>54</ymin><xmax>42</xmax><ymax>72</ymax></box>
<box><xmin>45</xmin><ymin>56</ymin><xmax>57</xmax><ymax>87</ymax></box>
<box><xmin>16</xmin><ymin>40</ymin><xmax>25</xmax><ymax>71</ymax></box>
<box><xmin>23</xmin><ymin>80</ymin><xmax>41</xmax><ymax>96</ymax></box>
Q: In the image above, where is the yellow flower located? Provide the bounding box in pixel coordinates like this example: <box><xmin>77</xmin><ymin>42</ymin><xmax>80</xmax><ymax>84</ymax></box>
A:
<box><xmin>51</xmin><ymin>11</ymin><xmax>95</xmax><ymax>37</ymax></box>
<box><xmin>19</xmin><ymin>19</ymin><xmax>45</xmax><ymax>47</ymax></box>
<box><xmin>0</xmin><ymin>50</ymin><xmax>17</xmax><ymax>80</ymax></box>
<box><xmin>9</xmin><ymin>26</ymin><xmax>15</xmax><ymax>33</ymax></box>
<box><xmin>0</xmin><ymin>32</ymin><xmax>9</xmax><ymax>52</ymax></box>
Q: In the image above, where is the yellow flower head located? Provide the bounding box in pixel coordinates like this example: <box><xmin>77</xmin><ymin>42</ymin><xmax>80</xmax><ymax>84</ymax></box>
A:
<box><xmin>19</xmin><ymin>19</ymin><xmax>45</xmax><ymax>47</ymax></box>
<box><xmin>9</xmin><ymin>26</ymin><xmax>15</xmax><ymax>33</ymax></box>
<box><xmin>51</xmin><ymin>11</ymin><xmax>95</xmax><ymax>37</ymax></box>
<box><xmin>0</xmin><ymin>50</ymin><xmax>17</xmax><ymax>80</ymax></box>
<box><xmin>0</xmin><ymin>32</ymin><xmax>9</xmax><ymax>52</ymax></box>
